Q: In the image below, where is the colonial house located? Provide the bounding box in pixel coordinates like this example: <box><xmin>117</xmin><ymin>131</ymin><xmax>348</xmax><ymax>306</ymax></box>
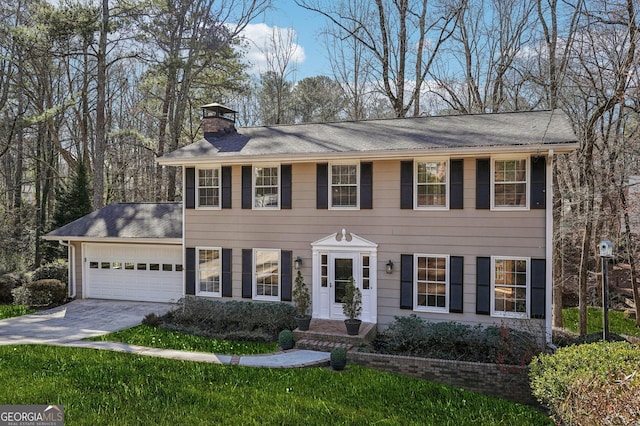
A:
<box><xmin>45</xmin><ymin>104</ymin><xmax>578</xmax><ymax>343</ymax></box>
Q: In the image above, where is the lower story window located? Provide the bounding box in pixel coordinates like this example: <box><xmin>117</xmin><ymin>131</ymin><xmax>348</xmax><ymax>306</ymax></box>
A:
<box><xmin>197</xmin><ymin>248</ymin><xmax>221</xmax><ymax>296</ymax></box>
<box><xmin>492</xmin><ymin>257</ymin><xmax>529</xmax><ymax>318</ymax></box>
<box><xmin>415</xmin><ymin>254</ymin><xmax>449</xmax><ymax>312</ymax></box>
<box><xmin>254</xmin><ymin>249</ymin><xmax>280</xmax><ymax>300</ymax></box>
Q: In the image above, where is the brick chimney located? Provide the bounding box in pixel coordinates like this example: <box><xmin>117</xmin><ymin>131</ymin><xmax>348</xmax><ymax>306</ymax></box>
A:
<box><xmin>202</xmin><ymin>103</ymin><xmax>236</xmax><ymax>137</ymax></box>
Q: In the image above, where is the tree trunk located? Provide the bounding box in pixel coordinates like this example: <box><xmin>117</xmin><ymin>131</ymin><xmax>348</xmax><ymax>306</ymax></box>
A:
<box><xmin>93</xmin><ymin>0</ymin><xmax>109</xmax><ymax>209</ymax></box>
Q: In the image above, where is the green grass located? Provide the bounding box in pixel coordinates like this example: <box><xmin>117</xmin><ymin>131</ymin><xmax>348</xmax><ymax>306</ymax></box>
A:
<box><xmin>88</xmin><ymin>325</ymin><xmax>279</xmax><ymax>355</ymax></box>
<box><xmin>562</xmin><ymin>307</ymin><xmax>640</xmax><ymax>336</ymax></box>
<box><xmin>0</xmin><ymin>345</ymin><xmax>551</xmax><ymax>425</ymax></box>
<box><xmin>0</xmin><ymin>304</ymin><xmax>35</xmax><ymax>319</ymax></box>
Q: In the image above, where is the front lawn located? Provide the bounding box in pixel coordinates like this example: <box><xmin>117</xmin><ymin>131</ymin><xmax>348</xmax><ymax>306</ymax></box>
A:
<box><xmin>88</xmin><ymin>325</ymin><xmax>279</xmax><ymax>355</ymax></box>
<box><xmin>562</xmin><ymin>307</ymin><xmax>640</xmax><ymax>336</ymax></box>
<box><xmin>0</xmin><ymin>304</ymin><xmax>35</xmax><ymax>320</ymax></box>
<box><xmin>0</xmin><ymin>345</ymin><xmax>550</xmax><ymax>425</ymax></box>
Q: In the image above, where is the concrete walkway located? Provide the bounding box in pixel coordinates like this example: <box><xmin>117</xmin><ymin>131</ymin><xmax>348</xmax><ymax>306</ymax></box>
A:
<box><xmin>0</xmin><ymin>299</ymin><xmax>330</xmax><ymax>368</ymax></box>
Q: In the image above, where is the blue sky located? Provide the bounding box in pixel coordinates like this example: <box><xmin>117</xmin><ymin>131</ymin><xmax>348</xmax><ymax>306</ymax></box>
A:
<box><xmin>242</xmin><ymin>0</ymin><xmax>331</xmax><ymax>80</ymax></box>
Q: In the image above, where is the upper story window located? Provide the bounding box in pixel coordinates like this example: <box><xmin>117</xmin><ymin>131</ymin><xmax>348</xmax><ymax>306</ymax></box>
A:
<box><xmin>197</xmin><ymin>168</ymin><xmax>220</xmax><ymax>208</ymax></box>
<box><xmin>415</xmin><ymin>159</ymin><xmax>448</xmax><ymax>208</ymax></box>
<box><xmin>492</xmin><ymin>158</ymin><xmax>528</xmax><ymax>209</ymax></box>
<box><xmin>492</xmin><ymin>257</ymin><xmax>529</xmax><ymax>318</ymax></box>
<box><xmin>254</xmin><ymin>249</ymin><xmax>280</xmax><ymax>301</ymax></box>
<box><xmin>414</xmin><ymin>254</ymin><xmax>449</xmax><ymax>312</ymax></box>
<box><xmin>254</xmin><ymin>165</ymin><xmax>280</xmax><ymax>209</ymax></box>
<box><xmin>330</xmin><ymin>163</ymin><xmax>359</xmax><ymax>209</ymax></box>
<box><xmin>197</xmin><ymin>247</ymin><xmax>221</xmax><ymax>297</ymax></box>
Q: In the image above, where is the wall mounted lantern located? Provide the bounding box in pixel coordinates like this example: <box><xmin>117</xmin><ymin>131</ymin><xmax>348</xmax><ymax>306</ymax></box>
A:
<box><xmin>294</xmin><ymin>256</ymin><xmax>303</xmax><ymax>270</ymax></box>
<box><xmin>386</xmin><ymin>260</ymin><xmax>394</xmax><ymax>274</ymax></box>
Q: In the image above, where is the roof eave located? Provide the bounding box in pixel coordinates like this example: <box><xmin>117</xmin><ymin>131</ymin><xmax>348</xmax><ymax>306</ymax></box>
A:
<box><xmin>156</xmin><ymin>141</ymin><xmax>579</xmax><ymax>167</ymax></box>
<box><xmin>41</xmin><ymin>236</ymin><xmax>182</xmax><ymax>244</ymax></box>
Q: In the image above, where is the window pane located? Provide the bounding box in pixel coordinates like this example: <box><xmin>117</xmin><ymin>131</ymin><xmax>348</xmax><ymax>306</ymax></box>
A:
<box><xmin>137</xmin><ymin>263</ymin><xmax>147</xmax><ymax>270</ymax></box>
<box><xmin>416</xmin><ymin>255</ymin><xmax>448</xmax><ymax>309</ymax></box>
<box><xmin>255</xmin><ymin>250</ymin><xmax>279</xmax><ymax>297</ymax></box>
<box><xmin>198</xmin><ymin>249</ymin><xmax>220</xmax><ymax>294</ymax></box>
<box><xmin>150</xmin><ymin>264</ymin><xmax>160</xmax><ymax>271</ymax></box>
<box><xmin>90</xmin><ymin>261</ymin><xmax>99</xmax><ymax>269</ymax></box>
<box><xmin>494</xmin><ymin>159</ymin><xmax>527</xmax><ymax>207</ymax></box>
<box><xmin>254</xmin><ymin>167</ymin><xmax>279</xmax><ymax>208</ymax></box>
<box><xmin>198</xmin><ymin>169</ymin><xmax>220</xmax><ymax>207</ymax></box>
<box><xmin>331</xmin><ymin>164</ymin><xmax>358</xmax><ymax>207</ymax></box>
<box><xmin>493</xmin><ymin>258</ymin><xmax>528</xmax><ymax>315</ymax></box>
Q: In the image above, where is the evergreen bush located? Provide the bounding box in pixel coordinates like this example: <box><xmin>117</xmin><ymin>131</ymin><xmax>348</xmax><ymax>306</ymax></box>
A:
<box><xmin>530</xmin><ymin>341</ymin><xmax>640</xmax><ymax>424</ymax></box>
<box><xmin>11</xmin><ymin>279</ymin><xmax>67</xmax><ymax>307</ymax></box>
<box><xmin>32</xmin><ymin>260</ymin><xmax>68</xmax><ymax>284</ymax></box>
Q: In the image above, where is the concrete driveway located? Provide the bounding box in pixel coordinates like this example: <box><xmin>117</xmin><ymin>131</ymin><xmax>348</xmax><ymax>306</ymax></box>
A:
<box><xmin>0</xmin><ymin>299</ymin><xmax>174</xmax><ymax>345</ymax></box>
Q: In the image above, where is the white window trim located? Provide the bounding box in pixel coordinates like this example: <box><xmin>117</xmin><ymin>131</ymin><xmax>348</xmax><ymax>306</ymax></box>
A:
<box><xmin>196</xmin><ymin>166</ymin><xmax>222</xmax><ymax>210</ymax></box>
<box><xmin>414</xmin><ymin>157</ymin><xmax>450</xmax><ymax>210</ymax></box>
<box><xmin>252</xmin><ymin>164</ymin><xmax>281</xmax><ymax>210</ymax></box>
<box><xmin>253</xmin><ymin>248</ymin><xmax>281</xmax><ymax>301</ymax></box>
<box><xmin>196</xmin><ymin>247</ymin><xmax>222</xmax><ymax>298</ymax></box>
<box><xmin>413</xmin><ymin>254</ymin><xmax>449</xmax><ymax>313</ymax></box>
<box><xmin>491</xmin><ymin>256</ymin><xmax>530</xmax><ymax>319</ymax></box>
<box><xmin>329</xmin><ymin>161</ymin><xmax>360</xmax><ymax>210</ymax></box>
<box><xmin>491</xmin><ymin>156</ymin><xmax>530</xmax><ymax>211</ymax></box>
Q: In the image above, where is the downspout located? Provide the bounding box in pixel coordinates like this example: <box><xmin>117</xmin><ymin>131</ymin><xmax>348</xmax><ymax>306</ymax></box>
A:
<box><xmin>545</xmin><ymin>150</ymin><xmax>554</xmax><ymax>345</ymax></box>
<box><xmin>59</xmin><ymin>240</ymin><xmax>76</xmax><ymax>298</ymax></box>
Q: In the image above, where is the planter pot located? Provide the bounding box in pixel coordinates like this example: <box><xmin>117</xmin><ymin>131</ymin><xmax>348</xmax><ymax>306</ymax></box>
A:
<box><xmin>330</xmin><ymin>360</ymin><xmax>346</xmax><ymax>371</ymax></box>
<box><xmin>280</xmin><ymin>341</ymin><xmax>294</xmax><ymax>350</ymax></box>
<box><xmin>344</xmin><ymin>319</ymin><xmax>362</xmax><ymax>336</ymax></box>
<box><xmin>295</xmin><ymin>315</ymin><xmax>311</xmax><ymax>331</ymax></box>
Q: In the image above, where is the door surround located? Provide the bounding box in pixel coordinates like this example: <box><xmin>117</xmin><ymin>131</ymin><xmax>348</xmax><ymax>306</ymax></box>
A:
<box><xmin>311</xmin><ymin>229</ymin><xmax>378</xmax><ymax>323</ymax></box>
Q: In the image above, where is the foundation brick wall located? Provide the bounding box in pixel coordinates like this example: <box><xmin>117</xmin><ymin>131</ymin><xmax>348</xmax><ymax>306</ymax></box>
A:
<box><xmin>348</xmin><ymin>351</ymin><xmax>536</xmax><ymax>405</ymax></box>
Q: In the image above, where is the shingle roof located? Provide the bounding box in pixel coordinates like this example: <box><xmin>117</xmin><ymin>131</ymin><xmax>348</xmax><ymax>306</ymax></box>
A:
<box><xmin>44</xmin><ymin>202</ymin><xmax>182</xmax><ymax>240</ymax></box>
<box><xmin>159</xmin><ymin>109</ymin><xmax>576</xmax><ymax>163</ymax></box>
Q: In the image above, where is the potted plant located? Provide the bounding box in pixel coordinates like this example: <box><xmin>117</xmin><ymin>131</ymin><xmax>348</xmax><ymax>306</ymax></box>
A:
<box><xmin>330</xmin><ymin>347</ymin><xmax>347</xmax><ymax>370</ymax></box>
<box><xmin>293</xmin><ymin>270</ymin><xmax>311</xmax><ymax>331</ymax></box>
<box><xmin>341</xmin><ymin>276</ymin><xmax>362</xmax><ymax>335</ymax></box>
<box><xmin>278</xmin><ymin>329</ymin><xmax>294</xmax><ymax>350</ymax></box>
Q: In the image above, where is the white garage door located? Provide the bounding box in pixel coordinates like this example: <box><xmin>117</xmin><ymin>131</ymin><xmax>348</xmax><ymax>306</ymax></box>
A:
<box><xmin>84</xmin><ymin>243</ymin><xmax>183</xmax><ymax>303</ymax></box>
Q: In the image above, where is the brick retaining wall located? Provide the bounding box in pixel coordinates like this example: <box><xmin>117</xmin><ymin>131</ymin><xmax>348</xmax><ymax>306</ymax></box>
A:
<box><xmin>348</xmin><ymin>351</ymin><xmax>536</xmax><ymax>405</ymax></box>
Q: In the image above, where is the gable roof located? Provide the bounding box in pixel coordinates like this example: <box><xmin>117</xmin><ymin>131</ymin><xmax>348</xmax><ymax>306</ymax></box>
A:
<box><xmin>43</xmin><ymin>202</ymin><xmax>182</xmax><ymax>242</ymax></box>
<box><xmin>158</xmin><ymin>109</ymin><xmax>577</xmax><ymax>166</ymax></box>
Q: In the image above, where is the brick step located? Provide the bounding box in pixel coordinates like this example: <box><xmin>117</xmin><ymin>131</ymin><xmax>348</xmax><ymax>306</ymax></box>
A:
<box><xmin>296</xmin><ymin>339</ymin><xmax>352</xmax><ymax>353</ymax></box>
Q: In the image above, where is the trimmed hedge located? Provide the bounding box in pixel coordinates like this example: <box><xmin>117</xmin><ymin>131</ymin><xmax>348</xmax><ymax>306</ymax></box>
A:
<box><xmin>159</xmin><ymin>298</ymin><xmax>297</xmax><ymax>342</ymax></box>
<box><xmin>32</xmin><ymin>260</ymin><xmax>68</xmax><ymax>283</ymax></box>
<box><xmin>11</xmin><ymin>279</ymin><xmax>67</xmax><ymax>308</ymax></box>
<box><xmin>530</xmin><ymin>341</ymin><xmax>640</xmax><ymax>424</ymax></box>
<box><xmin>371</xmin><ymin>315</ymin><xmax>541</xmax><ymax>365</ymax></box>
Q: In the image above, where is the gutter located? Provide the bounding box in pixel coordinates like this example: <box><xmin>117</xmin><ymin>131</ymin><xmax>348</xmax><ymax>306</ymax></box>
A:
<box><xmin>545</xmin><ymin>150</ymin><xmax>554</xmax><ymax>345</ymax></box>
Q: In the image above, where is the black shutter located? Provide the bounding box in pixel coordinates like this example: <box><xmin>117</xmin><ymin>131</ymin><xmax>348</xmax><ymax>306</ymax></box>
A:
<box><xmin>185</xmin><ymin>248</ymin><xmax>196</xmax><ymax>295</ymax></box>
<box><xmin>450</xmin><ymin>256</ymin><xmax>464</xmax><ymax>313</ymax></box>
<box><xmin>281</xmin><ymin>250</ymin><xmax>292</xmax><ymax>301</ymax></box>
<box><xmin>222</xmin><ymin>248</ymin><xmax>232</xmax><ymax>297</ymax></box>
<box><xmin>400</xmin><ymin>161</ymin><xmax>413</xmax><ymax>209</ymax></box>
<box><xmin>242</xmin><ymin>249</ymin><xmax>252</xmax><ymax>298</ymax></box>
<box><xmin>531</xmin><ymin>259</ymin><xmax>546</xmax><ymax>319</ymax></box>
<box><xmin>400</xmin><ymin>254</ymin><xmax>413</xmax><ymax>309</ymax></box>
<box><xmin>360</xmin><ymin>162</ymin><xmax>373</xmax><ymax>209</ymax></box>
<box><xmin>185</xmin><ymin>168</ymin><xmax>196</xmax><ymax>209</ymax></box>
<box><xmin>450</xmin><ymin>159</ymin><xmax>464</xmax><ymax>209</ymax></box>
<box><xmin>476</xmin><ymin>159</ymin><xmax>490</xmax><ymax>209</ymax></box>
<box><xmin>281</xmin><ymin>165</ymin><xmax>292</xmax><ymax>209</ymax></box>
<box><xmin>531</xmin><ymin>156</ymin><xmax>546</xmax><ymax>209</ymax></box>
<box><xmin>221</xmin><ymin>166</ymin><xmax>232</xmax><ymax>209</ymax></box>
<box><xmin>476</xmin><ymin>257</ymin><xmax>491</xmax><ymax>315</ymax></box>
<box><xmin>316</xmin><ymin>163</ymin><xmax>328</xmax><ymax>209</ymax></box>
<box><xmin>242</xmin><ymin>166</ymin><xmax>252</xmax><ymax>209</ymax></box>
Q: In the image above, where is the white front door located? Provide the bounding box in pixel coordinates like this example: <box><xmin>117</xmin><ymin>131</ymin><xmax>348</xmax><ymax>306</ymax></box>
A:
<box><xmin>330</xmin><ymin>252</ymin><xmax>358</xmax><ymax>320</ymax></box>
<box><xmin>311</xmin><ymin>230</ymin><xmax>378</xmax><ymax>324</ymax></box>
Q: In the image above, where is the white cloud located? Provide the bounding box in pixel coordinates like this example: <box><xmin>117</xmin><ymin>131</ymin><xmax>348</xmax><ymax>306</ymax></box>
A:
<box><xmin>239</xmin><ymin>23</ymin><xmax>306</xmax><ymax>76</ymax></box>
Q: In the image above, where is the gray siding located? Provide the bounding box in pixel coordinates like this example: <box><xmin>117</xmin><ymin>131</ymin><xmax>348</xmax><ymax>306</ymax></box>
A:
<box><xmin>185</xmin><ymin>159</ymin><xmax>546</xmax><ymax>330</ymax></box>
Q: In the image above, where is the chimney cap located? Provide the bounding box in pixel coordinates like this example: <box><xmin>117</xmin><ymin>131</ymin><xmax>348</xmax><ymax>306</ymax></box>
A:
<box><xmin>201</xmin><ymin>103</ymin><xmax>236</xmax><ymax>115</ymax></box>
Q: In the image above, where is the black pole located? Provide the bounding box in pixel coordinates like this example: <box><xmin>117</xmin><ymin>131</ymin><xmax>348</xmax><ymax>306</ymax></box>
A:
<box><xmin>602</xmin><ymin>257</ymin><xmax>610</xmax><ymax>341</ymax></box>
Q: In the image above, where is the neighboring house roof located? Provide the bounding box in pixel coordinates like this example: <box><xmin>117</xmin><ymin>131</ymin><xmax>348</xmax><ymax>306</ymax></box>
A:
<box><xmin>42</xmin><ymin>202</ymin><xmax>182</xmax><ymax>242</ymax></box>
<box><xmin>158</xmin><ymin>109</ymin><xmax>578</xmax><ymax>165</ymax></box>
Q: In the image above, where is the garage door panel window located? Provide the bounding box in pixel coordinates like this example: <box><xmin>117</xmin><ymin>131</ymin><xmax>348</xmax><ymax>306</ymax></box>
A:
<box><xmin>197</xmin><ymin>248</ymin><xmax>221</xmax><ymax>297</ymax></box>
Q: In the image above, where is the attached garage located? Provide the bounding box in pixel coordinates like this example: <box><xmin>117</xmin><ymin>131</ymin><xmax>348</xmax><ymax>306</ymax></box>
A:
<box><xmin>84</xmin><ymin>243</ymin><xmax>183</xmax><ymax>302</ymax></box>
<box><xmin>43</xmin><ymin>202</ymin><xmax>184</xmax><ymax>303</ymax></box>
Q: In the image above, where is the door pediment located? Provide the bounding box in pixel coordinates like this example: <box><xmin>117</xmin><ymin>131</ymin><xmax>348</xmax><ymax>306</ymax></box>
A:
<box><xmin>311</xmin><ymin>229</ymin><xmax>378</xmax><ymax>251</ymax></box>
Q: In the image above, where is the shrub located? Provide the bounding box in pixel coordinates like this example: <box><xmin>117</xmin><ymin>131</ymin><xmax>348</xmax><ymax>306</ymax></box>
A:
<box><xmin>372</xmin><ymin>315</ymin><xmax>541</xmax><ymax>365</ymax></box>
<box><xmin>0</xmin><ymin>273</ymin><xmax>27</xmax><ymax>304</ymax></box>
<box><xmin>32</xmin><ymin>260</ymin><xmax>68</xmax><ymax>283</ymax></box>
<box><xmin>278</xmin><ymin>329</ymin><xmax>294</xmax><ymax>349</ymax></box>
<box><xmin>330</xmin><ymin>347</ymin><xmax>346</xmax><ymax>362</ymax></box>
<box><xmin>530</xmin><ymin>341</ymin><xmax>640</xmax><ymax>424</ymax></box>
<box><xmin>11</xmin><ymin>279</ymin><xmax>67</xmax><ymax>308</ymax></box>
<box><xmin>159</xmin><ymin>298</ymin><xmax>297</xmax><ymax>342</ymax></box>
